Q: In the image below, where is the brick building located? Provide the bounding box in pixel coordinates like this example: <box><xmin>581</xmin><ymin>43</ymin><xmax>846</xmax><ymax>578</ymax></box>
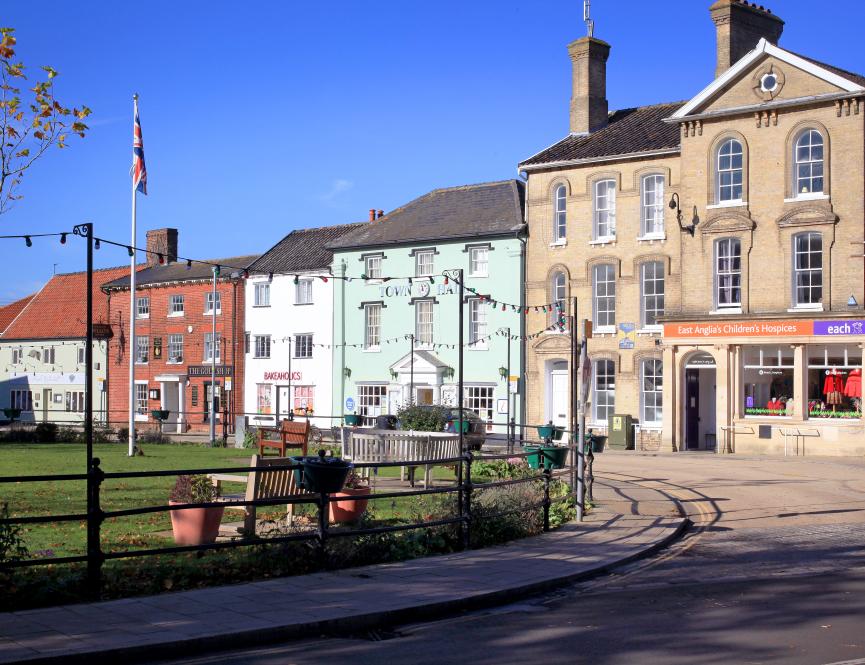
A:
<box><xmin>102</xmin><ymin>229</ymin><xmax>257</xmax><ymax>435</ymax></box>
<box><xmin>520</xmin><ymin>0</ymin><xmax>864</xmax><ymax>455</ymax></box>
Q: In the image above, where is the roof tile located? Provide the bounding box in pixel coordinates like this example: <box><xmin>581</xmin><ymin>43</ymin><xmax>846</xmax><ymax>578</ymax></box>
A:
<box><xmin>248</xmin><ymin>223</ymin><xmax>365</xmax><ymax>274</ymax></box>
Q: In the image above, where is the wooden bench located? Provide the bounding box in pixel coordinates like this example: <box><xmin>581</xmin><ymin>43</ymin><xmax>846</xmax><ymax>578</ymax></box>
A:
<box><xmin>346</xmin><ymin>431</ymin><xmax>461</xmax><ymax>488</ymax></box>
<box><xmin>257</xmin><ymin>419</ymin><xmax>310</xmax><ymax>457</ymax></box>
<box><xmin>209</xmin><ymin>454</ymin><xmax>314</xmax><ymax>537</ymax></box>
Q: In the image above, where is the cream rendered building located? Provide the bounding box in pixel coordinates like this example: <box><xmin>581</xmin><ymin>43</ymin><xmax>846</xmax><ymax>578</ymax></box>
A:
<box><xmin>521</xmin><ymin>0</ymin><xmax>865</xmax><ymax>455</ymax></box>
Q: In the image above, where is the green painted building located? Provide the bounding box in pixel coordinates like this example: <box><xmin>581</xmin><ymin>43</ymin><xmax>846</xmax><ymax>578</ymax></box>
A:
<box><xmin>328</xmin><ymin>180</ymin><xmax>526</xmax><ymax>436</ymax></box>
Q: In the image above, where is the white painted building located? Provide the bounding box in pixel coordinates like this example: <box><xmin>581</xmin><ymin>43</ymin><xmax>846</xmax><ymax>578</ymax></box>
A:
<box><xmin>243</xmin><ymin>223</ymin><xmax>364</xmax><ymax>432</ymax></box>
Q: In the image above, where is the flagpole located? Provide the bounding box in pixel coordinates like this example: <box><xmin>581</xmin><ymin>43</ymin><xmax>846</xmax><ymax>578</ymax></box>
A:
<box><xmin>128</xmin><ymin>93</ymin><xmax>139</xmax><ymax>457</ymax></box>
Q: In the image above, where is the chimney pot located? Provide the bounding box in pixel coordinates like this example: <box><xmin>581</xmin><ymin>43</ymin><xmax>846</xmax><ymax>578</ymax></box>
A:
<box><xmin>369</xmin><ymin>209</ymin><xmax>376</xmax><ymax>222</ymax></box>
<box><xmin>376</xmin><ymin>210</ymin><xmax>384</xmax><ymax>219</ymax></box>
<box><xmin>567</xmin><ymin>36</ymin><xmax>611</xmax><ymax>134</ymax></box>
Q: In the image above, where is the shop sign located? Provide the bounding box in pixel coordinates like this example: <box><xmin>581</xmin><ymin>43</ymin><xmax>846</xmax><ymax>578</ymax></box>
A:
<box><xmin>9</xmin><ymin>371</ymin><xmax>85</xmax><ymax>385</ymax></box>
<box><xmin>813</xmin><ymin>320</ymin><xmax>865</xmax><ymax>336</ymax></box>
<box><xmin>263</xmin><ymin>371</ymin><xmax>302</xmax><ymax>381</ymax></box>
<box><xmin>617</xmin><ymin>323</ymin><xmax>635</xmax><ymax>349</ymax></box>
<box><xmin>664</xmin><ymin>320</ymin><xmax>812</xmax><ymax>338</ymax></box>
<box><xmin>187</xmin><ymin>365</ymin><xmax>233</xmax><ymax>377</ymax></box>
<box><xmin>378</xmin><ymin>282</ymin><xmax>455</xmax><ymax>298</ymax></box>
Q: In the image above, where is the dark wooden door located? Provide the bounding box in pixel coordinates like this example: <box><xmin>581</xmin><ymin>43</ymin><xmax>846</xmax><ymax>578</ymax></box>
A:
<box><xmin>685</xmin><ymin>369</ymin><xmax>700</xmax><ymax>450</ymax></box>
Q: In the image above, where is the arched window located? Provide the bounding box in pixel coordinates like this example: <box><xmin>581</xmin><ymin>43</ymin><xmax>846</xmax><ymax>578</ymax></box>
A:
<box><xmin>793</xmin><ymin>232</ymin><xmax>823</xmax><ymax>308</ymax></box>
<box><xmin>553</xmin><ymin>185</ymin><xmax>567</xmax><ymax>242</ymax></box>
<box><xmin>716</xmin><ymin>139</ymin><xmax>743</xmax><ymax>203</ymax></box>
<box><xmin>593</xmin><ymin>180</ymin><xmax>617</xmax><ymax>240</ymax></box>
<box><xmin>593</xmin><ymin>359</ymin><xmax>615</xmax><ymax>425</ymax></box>
<box><xmin>550</xmin><ymin>271</ymin><xmax>566</xmax><ymax>325</ymax></box>
<box><xmin>794</xmin><ymin>130</ymin><xmax>824</xmax><ymax>195</ymax></box>
<box><xmin>641</xmin><ymin>174</ymin><xmax>665</xmax><ymax>236</ymax></box>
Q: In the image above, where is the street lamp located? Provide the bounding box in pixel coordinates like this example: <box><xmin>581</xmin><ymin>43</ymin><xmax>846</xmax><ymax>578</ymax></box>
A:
<box><xmin>668</xmin><ymin>192</ymin><xmax>700</xmax><ymax>236</ymax></box>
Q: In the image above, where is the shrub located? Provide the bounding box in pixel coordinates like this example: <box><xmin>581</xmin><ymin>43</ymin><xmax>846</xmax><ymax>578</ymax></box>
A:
<box><xmin>137</xmin><ymin>430</ymin><xmax>164</xmax><ymax>445</ymax></box>
<box><xmin>242</xmin><ymin>428</ymin><xmax>257</xmax><ymax>449</ymax></box>
<box><xmin>0</xmin><ymin>503</ymin><xmax>28</xmax><ymax>564</ymax></box>
<box><xmin>169</xmin><ymin>475</ymin><xmax>221</xmax><ymax>503</ymax></box>
<box><xmin>397</xmin><ymin>404</ymin><xmax>448</xmax><ymax>432</ymax></box>
<box><xmin>116</xmin><ymin>427</ymin><xmax>129</xmax><ymax>443</ymax></box>
<box><xmin>56</xmin><ymin>426</ymin><xmax>83</xmax><ymax>443</ymax></box>
<box><xmin>34</xmin><ymin>422</ymin><xmax>59</xmax><ymax>443</ymax></box>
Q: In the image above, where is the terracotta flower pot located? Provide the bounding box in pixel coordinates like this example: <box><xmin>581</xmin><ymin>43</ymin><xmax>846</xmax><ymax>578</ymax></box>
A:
<box><xmin>329</xmin><ymin>486</ymin><xmax>371</xmax><ymax>524</ymax></box>
<box><xmin>168</xmin><ymin>501</ymin><xmax>225</xmax><ymax>546</ymax></box>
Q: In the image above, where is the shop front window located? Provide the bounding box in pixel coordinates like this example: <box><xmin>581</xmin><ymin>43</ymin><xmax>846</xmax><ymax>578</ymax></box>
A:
<box><xmin>743</xmin><ymin>346</ymin><xmax>794</xmax><ymax>417</ymax></box>
<box><xmin>807</xmin><ymin>345</ymin><xmax>862</xmax><ymax>419</ymax></box>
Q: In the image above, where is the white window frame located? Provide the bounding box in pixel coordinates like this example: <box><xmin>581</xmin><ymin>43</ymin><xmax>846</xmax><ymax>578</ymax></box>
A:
<box><xmin>135</xmin><ymin>335</ymin><xmax>149</xmax><ymax>364</ymax></box>
<box><xmin>12</xmin><ymin>347</ymin><xmax>22</xmax><ymax>364</ymax></box>
<box><xmin>464</xmin><ymin>385</ymin><xmax>494</xmax><ymax>421</ymax></box>
<box><xmin>593</xmin><ymin>179</ymin><xmax>616</xmax><ymax>241</ymax></box>
<box><xmin>295</xmin><ymin>279</ymin><xmax>313</xmax><ymax>305</ymax></box>
<box><xmin>469</xmin><ymin>246</ymin><xmax>489</xmax><ymax>277</ymax></box>
<box><xmin>715</xmin><ymin>237</ymin><xmax>742</xmax><ymax>311</ymax></box>
<box><xmin>44</xmin><ymin>347</ymin><xmax>56</xmax><ymax>365</ymax></box>
<box><xmin>204</xmin><ymin>332</ymin><xmax>221</xmax><ymax>363</ymax></box>
<box><xmin>293</xmin><ymin>334</ymin><xmax>313</xmax><ymax>359</ymax></box>
<box><xmin>66</xmin><ymin>390</ymin><xmax>85</xmax><ymax>413</ymax></box>
<box><xmin>640</xmin><ymin>261</ymin><xmax>664</xmax><ymax>329</ymax></box>
<box><xmin>415</xmin><ymin>251</ymin><xmax>434</xmax><ymax>278</ymax></box>
<box><xmin>134</xmin><ymin>382</ymin><xmax>148</xmax><ymax>421</ymax></box>
<box><xmin>358</xmin><ymin>384</ymin><xmax>387</xmax><ymax>426</ymax></box>
<box><xmin>169</xmin><ymin>294</ymin><xmax>185</xmax><ymax>316</ymax></box>
<box><xmin>10</xmin><ymin>389</ymin><xmax>33</xmax><ymax>411</ymax></box>
<box><xmin>468</xmin><ymin>298</ymin><xmax>488</xmax><ymax>349</ymax></box>
<box><xmin>254</xmin><ymin>335</ymin><xmax>271</xmax><ymax>359</ymax></box>
<box><xmin>77</xmin><ymin>347</ymin><xmax>85</xmax><ymax>364</ymax></box>
<box><xmin>415</xmin><ymin>300</ymin><xmax>434</xmax><ymax>348</ymax></box>
<box><xmin>293</xmin><ymin>385</ymin><xmax>315</xmax><ymax>414</ymax></box>
<box><xmin>592</xmin><ymin>264</ymin><xmax>616</xmax><ymax>331</ymax></box>
<box><xmin>640</xmin><ymin>358</ymin><xmax>663</xmax><ymax>426</ymax></box>
<box><xmin>365</xmin><ymin>255</ymin><xmax>382</xmax><ymax>280</ymax></box>
<box><xmin>257</xmin><ymin>383</ymin><xmax>273</xmax><ymax>415</ymax></box>
<box><xmin>553</xmin><ymin>185</ymin><xmax>567</xmax><ymax>243</ymax></box>
<box><xmin>593</xmin><ymin>359</ymin><xmax>615</xmax><ymax>425</ymax></box>
<box><xmin>205</xmin><ymin>291</ymin><xmax>222</xmax><ymax>315</ymax></box>
<box><xmin>640</xmin><ymin>174</ymin><xmax>665</xmax><ymax>238</ymax></box>
<box><xmin>136</xmin><ymin>296</ymin><xmax>150</xmax><ymax>319</ymax></box>
<box><xmin>254</xmin><ymin>282</ymin><xmax>270</xmax><ymax>307</ymax></box>
<box><xmin>717</xmin><ymin>139</ymin><xmax>744</xmax><ymax>203</ymax></box>
<box><xmin>792</xmin><ymin>232</ymin><xmax>823</xmax><ymax>309</ymax></box>
<box><xmin>364</xmin><ymin>304</ymin><xmax>381</xmax><ymax>350</ymax></box>
<box><xmin>794</xmin><ymin>129</ymin><xmax>824</xmax><ymax>196</ymax></box>
<box><xmin>167</xmin><ymin>334</ymin><xmax>183</xmax><ymax>364</ymax></box>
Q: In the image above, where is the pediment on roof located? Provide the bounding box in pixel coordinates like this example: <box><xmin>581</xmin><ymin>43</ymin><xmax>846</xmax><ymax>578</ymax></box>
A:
<box><xmin>672</xmin><ymin>40</ymin><xmax>865</xmax><ymax>120</ymax></box>
<box><xmin>700</xmin><ymin>209</ymin><xmax>755</xmax><ymax>235</ymax></box>
<box><xmin>776</xmin><ymin>202</ymin><xmax>838</xmax><ymax>228</ymax></box>
<box><xmin>531</xmin><ymin>334</ymin><xmax>572</xmax><ymax>353</ymax></box>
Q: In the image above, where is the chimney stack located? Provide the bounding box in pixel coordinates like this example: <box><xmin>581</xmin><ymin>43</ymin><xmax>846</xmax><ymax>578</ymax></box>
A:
<box><xmin>145</xmin><ymin>228</ymin><xmax>178</xmax><ymax>266</ymax></box>
<box><xmin>376</xmin><ymin>210</ymin><xmax>384</xmax><ymax>219</ymax></box>
<box><xmin>710</xmin><ymin>0</ymin><xmax>783</xmax><ymax>78</ymax></box>
<box><xmin>368</xmin><ymin>209</ymin><xmax>376</xmax><ymax>222</ymax></box>
<box><xmin>567</xmin><ymin>36</ymin><xmax>610</xmax><ymax>135</ymax></box>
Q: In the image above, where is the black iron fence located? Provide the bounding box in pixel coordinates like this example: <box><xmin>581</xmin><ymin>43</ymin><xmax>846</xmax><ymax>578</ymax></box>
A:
<box><xmin>0</xmin><ymin>446</ymin><xmax>579</xmax><ymax>599</ymax></box>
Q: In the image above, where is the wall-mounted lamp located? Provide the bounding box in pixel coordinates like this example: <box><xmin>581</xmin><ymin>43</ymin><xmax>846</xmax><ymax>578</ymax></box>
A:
<box><xmin>498</xmin><ymin>366</ymin><xmax>508</xmax><ymax>380</ymax></box>
<box><xmin>343</xmin><ymin>367</ymin><xmax>352</xmax><ymax>378</ymax></box>
<box><xmin>669</xmin><ymin>192</ymin><xmax>700</xmax><ymax>236</ymax></box>
<box><xmin>443</xmin><ymin>366</ymin><xmax>455</xmax><ymax>379</ymax></box>
<box><xmin>389</xmin><ymin>368</ymin><xmax>398</xmax><ymax>380</ymax></box>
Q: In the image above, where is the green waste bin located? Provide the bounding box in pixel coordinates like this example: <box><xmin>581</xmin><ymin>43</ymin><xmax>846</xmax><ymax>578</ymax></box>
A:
<box><xmin>607</xmin><ymin>414</ymin><xmax>634</xmax><ymax>450</ymax></box>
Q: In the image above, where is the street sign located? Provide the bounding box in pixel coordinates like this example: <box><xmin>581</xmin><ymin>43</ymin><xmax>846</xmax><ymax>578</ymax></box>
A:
<box><xmin>345</xmin><ymin>397</ymin><xmax>355</xmax><ymax>411</ymax></box>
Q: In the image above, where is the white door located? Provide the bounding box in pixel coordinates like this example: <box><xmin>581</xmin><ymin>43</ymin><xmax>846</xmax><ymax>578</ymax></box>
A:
<box><xmin>388</xmin><ymin>390</ymin><xmax>402</xmax><ymax>414</ymax></box>
<box><xmin>277</xmin><ymin>386</ymin><xmax>291</xmax><ymax>420</ymax></box>
<box><xmin>551</xmin><ymin>372</ymin><xmax>569</xmax><ymax>427</ymax></box>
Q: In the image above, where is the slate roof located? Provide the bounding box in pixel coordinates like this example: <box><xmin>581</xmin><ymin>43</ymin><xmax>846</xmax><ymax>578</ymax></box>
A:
<box><xmin>2</xmin><ymin>266</ymin><xmax>132</xmax><ymax>340</ymax></box>
<box><xmin>247</xmin><ymin>223</ymin><xmax>366</xmax><ymax>275</ymax></box>
<box><xmin>327</xmin><ymin>180</ymin><xmax>526</xmax><ymax>250</ymax></box>
<box><xmin>0</xmin><ymin>294</ymin><xmax>36</xmax><ymax>336</ymax></box>
<box><xmin>789</xmin><ymin>50</ymin><xmax>865</xmax><ymax>88</ymax></box>
<box><xmin>102</xmin><ymin>255</ymin><xmax>260</xmax><ymax>290</ymax></box>
<box><xmin>519</xmin><ymin>102</ymin><xmax>685</xmax><ymax>169</ymax></box>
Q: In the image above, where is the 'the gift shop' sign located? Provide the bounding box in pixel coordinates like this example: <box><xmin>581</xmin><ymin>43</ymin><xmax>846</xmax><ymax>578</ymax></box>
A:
<box><xmin>664</xmin><ymin>319</ymin><xmax>865</xmax><ymax>339</ymax></box>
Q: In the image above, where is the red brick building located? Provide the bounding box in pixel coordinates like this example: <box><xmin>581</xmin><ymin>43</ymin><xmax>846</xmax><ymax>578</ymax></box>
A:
<box><xmin>102</xmin><ymin>229</ymin><xmax>257</xmax><ymax>435</ymax></box>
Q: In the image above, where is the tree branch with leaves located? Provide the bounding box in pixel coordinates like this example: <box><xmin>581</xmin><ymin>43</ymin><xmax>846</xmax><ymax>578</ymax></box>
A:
<box><xmin>0</xmin><ymin>27</ymin><xmax>91</xmax><ymax>215</ymax></box>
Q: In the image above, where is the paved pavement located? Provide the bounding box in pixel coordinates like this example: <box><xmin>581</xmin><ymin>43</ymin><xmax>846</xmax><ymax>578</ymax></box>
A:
<box><xmin>148</xmin><ymin>452</ymin><xmax>865</xmax><ymax>665</ymax></box>
<box><xmin>0</xmin><ymin>473</ymin><xmax>687</xmax><ymax>665</ymax></box>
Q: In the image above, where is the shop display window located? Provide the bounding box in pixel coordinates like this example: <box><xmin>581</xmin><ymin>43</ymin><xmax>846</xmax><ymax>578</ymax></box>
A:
<box><xmin>743</xmin><ymin>346</ymin><xmax>794</xmax><ymax>417</ymax></box>
<box><xmin>807</xmin><ymin>345</ymin><xmax>862</xmax><ymax>419</ymax></box>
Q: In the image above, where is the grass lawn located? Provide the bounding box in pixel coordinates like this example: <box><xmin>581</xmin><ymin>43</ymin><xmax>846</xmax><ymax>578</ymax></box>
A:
<box><xmin>0</xmin><ymin>442</ymin><xmax>459</xmax><ymax>559</ymax></box>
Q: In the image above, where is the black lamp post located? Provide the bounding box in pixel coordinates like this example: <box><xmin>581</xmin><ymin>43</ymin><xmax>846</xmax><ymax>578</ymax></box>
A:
<box><xmin>668</xmin><ymin>192</ymin><xmax>700</xmax><ymax>236</ymax></box>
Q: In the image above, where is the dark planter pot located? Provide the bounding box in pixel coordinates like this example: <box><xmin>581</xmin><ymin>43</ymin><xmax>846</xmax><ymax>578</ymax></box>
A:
<box><xmin>301</xmin><ymin>455</ymin><xmax>353</xmax><ymax>493</ymax></box>
<box><xmin>329</xmin><ymin>486</ymin><xmax>371</xmax><ymax>523</ymax></box>
<box><xmin>151</xmin><ymin>409</ymin><xmax>170</xmax><ymax>421</ymax></box>
<box><xmin>344</xmin><ymin>414</ymin><xmax>361</xmax><ymax>426</ymax></box>
<box><xmin>3</xmin><ymin>408</ymin><xmax>21</xmax><ymax>421</ymax></box>
<box><xmin>587</xmin><ymin>436</ymin><xmax>606</xmax><ymax>453</ymax></box>
<box><xmin>551</xmin><ymin>427</ymin><xmax>565</xmax><ymax>442</ymax></box>
<box><xmin>453</xmin><ymin>420</ymin><xmax>471</xmax><ymax>434</ymax></box>
<box><xmin>168</xmin><ymin>501</ymin><xmax>225</xmax><ymax>546</ymax></box>
<box><xmin>524</xmin><ymin>445</ymin><xmax>568</xmax><ymax>470</ymax></box>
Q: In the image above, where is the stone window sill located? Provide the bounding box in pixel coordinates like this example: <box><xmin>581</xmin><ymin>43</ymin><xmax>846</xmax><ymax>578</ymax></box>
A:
<box><xmin>707</xmin><ymin>201</ymin><xmax>747</xmax><ymax>210</ymax></box>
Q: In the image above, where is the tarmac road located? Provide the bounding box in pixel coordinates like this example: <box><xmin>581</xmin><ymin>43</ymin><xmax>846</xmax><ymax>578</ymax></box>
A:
<box><xmin>150</xmin><ymin>453</ymin><xmax>865</xmax><ymax>665</ymax></box>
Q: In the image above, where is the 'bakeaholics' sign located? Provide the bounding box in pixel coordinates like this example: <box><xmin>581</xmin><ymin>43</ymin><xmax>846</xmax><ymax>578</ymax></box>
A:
<box><xmin>664</xmin><ymin>319</ymin><xmax>865</xmax><ymax>339</ymax></box>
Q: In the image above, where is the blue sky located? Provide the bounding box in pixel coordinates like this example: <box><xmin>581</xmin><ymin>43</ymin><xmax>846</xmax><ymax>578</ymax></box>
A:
<box><xmin>1</xmin><ymin>0</ymin><xmax>863</xmax><ymax>302</ymax></box>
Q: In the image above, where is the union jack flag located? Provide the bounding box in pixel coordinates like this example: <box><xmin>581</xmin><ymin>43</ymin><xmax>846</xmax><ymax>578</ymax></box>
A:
<box><xmin>133</xmin><ymin>106</ymin><xmax>147</xmax><ymax>195</ymax></box>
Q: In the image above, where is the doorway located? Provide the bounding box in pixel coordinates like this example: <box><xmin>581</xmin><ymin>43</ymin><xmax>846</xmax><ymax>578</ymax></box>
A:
<box><xmin>42</xmin><ymin>389</ymin><xmax>52</xmax><ymax>421</ymax></box>
<box><xmin>276</xmin><ymin>385</ymin><xmax>292</xmax><ymax>420</ymax></box>
<box><xmin>161</xmin><ymin>382</ymin><xmax>180</xmax><ymax>433</ymax></box>
<box><xmin>684</xmin><ymin>354</ymin><xmax>717</xmax><ymax>451</ymax></box>
<box><xmin>204</xmin><ymin>381</ymin><xmax>221</xmax><ymax>423</ymax></box>
<box><xmin>548</xmin><ymin>360</ymin><xmax>569</xmax><ymax>428</ymax></box>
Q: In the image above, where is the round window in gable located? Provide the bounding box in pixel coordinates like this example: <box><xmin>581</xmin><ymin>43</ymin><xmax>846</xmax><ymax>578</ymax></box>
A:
<box><xmin>760</xmin><ymin>72</ymin><xmax>778</xmax><ymax>93</ymax></box>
